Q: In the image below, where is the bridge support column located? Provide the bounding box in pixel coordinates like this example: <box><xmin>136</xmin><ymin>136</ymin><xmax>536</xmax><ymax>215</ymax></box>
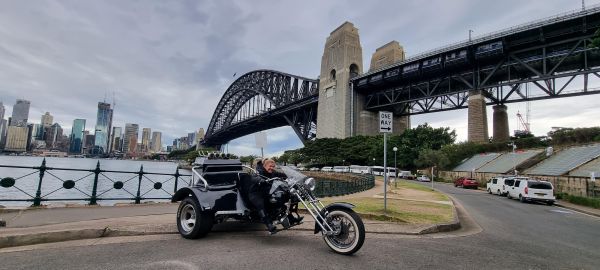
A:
<box><xmin>468</xmin><ymin>90</ymin><xmax>489</xmax><ymax>143</ymax></box>
<box><xmin>355</xmin><ymin>40</ymin><xmax>410</xmax><ymax>136</ymax></box>
<box><xmin>492</xmin><ymin>104</ymin><xmax>510</xmax><ymax>142</ymax></box>
<box><xmin>316</xmin><ymin>22</ymin><xmax>363</xmax><ymax>139</ymax></box>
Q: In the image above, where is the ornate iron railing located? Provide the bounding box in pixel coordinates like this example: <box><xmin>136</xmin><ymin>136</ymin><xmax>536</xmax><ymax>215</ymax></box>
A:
<box><xmin>0</xmin><ymin>159</ymin><xmax>192</xmax><ymax>206</ymax></box>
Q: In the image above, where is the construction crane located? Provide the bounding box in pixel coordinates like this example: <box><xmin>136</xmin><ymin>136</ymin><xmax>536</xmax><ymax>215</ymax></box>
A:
<box><xmin>514</xmin><ymin>84</ymin><xmax>532</xmax><ymax>137</ymax></box>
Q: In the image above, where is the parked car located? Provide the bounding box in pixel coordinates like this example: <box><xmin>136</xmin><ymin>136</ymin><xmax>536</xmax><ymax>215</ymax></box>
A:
<box><xmin>455</xmin><ymin>177</ymin><xmax>478</xmax><ymax>189</ymax></box>
<box><xmin>417</xmin><ymin>175</ymin><xmax>431</xmax><ymax>182</ymax></box>
<box><xmin>507</xmin><ymin>179</ymin><xmax>555</xmax><ymax>205</ymax></box>
<box><xmin>309</xmin><ymin>167</ymin><xmax>320</xmax><ymax>171</ymax></box>
<box><xmin>487</xmin><ymin>176</ymin><xmax>516</xmax><ymax>196</ymax></box>
<box><xmin>398</xmin><ymin>171</ymin><xmax>415</xmax><ymax>180</ymax></box>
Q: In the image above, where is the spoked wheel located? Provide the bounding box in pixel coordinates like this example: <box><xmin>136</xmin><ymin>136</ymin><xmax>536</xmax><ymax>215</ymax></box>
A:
<box><xmin>177</xmin><ymin>197</ymin><xmax>213</xmax><ymax>239</ymax></box>
<box><xmin>323</xmin><ymin>209</ymin><xmax>365</xmax><ymax>255</ymax></box>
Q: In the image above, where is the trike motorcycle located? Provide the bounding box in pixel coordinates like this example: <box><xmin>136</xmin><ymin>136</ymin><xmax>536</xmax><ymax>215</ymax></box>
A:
<box><xmin>171</xmin><ymin>155</ymin><xmax>365</xmax><ymax>255</ymax></box>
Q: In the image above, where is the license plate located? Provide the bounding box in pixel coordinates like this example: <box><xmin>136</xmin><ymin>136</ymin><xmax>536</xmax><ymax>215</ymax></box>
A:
<box><xmin>535</xmin><ymin>193</ymin><xmax>546</xmax><ymax>196</ymax></box>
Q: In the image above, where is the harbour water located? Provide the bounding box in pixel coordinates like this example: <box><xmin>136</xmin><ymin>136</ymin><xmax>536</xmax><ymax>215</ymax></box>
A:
<box><xmin>0</xmin><ymin>156</ymin><xmax>192</xmax><ymax>207</ymax></box>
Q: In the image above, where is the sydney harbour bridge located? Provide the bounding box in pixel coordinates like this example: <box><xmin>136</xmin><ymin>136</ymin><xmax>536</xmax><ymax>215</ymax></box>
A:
<box><xmin>203</xmin><ymin>6</ymin><xmax>600</xmax><ymax>148</ymax></box>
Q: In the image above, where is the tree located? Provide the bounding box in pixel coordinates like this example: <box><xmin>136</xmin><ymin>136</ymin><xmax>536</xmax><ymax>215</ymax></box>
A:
<box><xmin>416</xmin><ymin>149</ymin><xmax>450</xmax><ymax>169</ymax></box>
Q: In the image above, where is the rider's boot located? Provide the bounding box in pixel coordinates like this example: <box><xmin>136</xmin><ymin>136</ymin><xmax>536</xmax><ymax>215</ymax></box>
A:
<box><xmin>288</xmin><ymin>213</ymin><xmax>304</xmax><ymax>225</ymax></box>
<box><xmin>258</xmin><ymin>210</ymin><xmax>277</xmax><ymax>235</ymax></box>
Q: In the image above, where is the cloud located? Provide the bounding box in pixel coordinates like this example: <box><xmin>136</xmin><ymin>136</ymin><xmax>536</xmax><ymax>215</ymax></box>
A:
<box><xmin>2</xmin><ymin>0</ymin><xmax>600</xmax><ymax>151</ymax></box>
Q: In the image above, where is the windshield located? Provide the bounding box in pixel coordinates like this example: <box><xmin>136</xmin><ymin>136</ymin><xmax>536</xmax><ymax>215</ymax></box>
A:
<box><xmin>280</xmin><ymin>166</ymin><xmax>308</xmax><ymax>186</ymax></box>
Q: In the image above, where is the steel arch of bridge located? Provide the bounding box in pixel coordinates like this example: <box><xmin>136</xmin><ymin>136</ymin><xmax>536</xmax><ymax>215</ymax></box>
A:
<box><xmin>204</xmin><ymin>70</ymin><xmax>319</xmax><ymax>147</ymax></box>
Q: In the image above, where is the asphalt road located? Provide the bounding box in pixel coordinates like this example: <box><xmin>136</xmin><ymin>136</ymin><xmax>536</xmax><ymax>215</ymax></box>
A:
<box><xmin>1</xmin><ymin>182</ymin><xmax>598</xmax><ymax>270</ymax></box>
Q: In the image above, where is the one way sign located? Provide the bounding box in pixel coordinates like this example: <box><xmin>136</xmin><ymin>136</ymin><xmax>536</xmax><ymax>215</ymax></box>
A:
<box><xmin>379</xmin><ymin>111</ymin><xmax>393</xmax><ymax>133</ymax></box>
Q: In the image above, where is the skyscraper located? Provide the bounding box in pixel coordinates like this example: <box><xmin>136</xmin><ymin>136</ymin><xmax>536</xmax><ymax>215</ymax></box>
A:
<box><xmin>93</xmin><ymin>102</ymin><xmax>113</xmax><ymax>154</ymax></box>
<box><xmin>5</xmin><ymin>126</ymin><xmax>28</xmax><ymax>152</ymax></box>
<box><xmin>0</xmin><ymin>101</ymin><xmax>5</xmax><ymax>120</ymax></box>
<box><xmin>47</xmin><ymin>123</ymin><xmax>63</xmax><ymax>149</ymax></box>
<box><xmin>10</xmin><ymin>99</ymin><xmax>30</xmax><ymax>127</ymax></box>
<box><xmin>141</xmin><ymin>128</ymin><xmax>151</xmax><ymax>153</ymax></box>
<box><xmin>0</xmin><ymin>102</ymin><xmax>6</xmax><ymax>148</ymax></box>
<box><xmin>30</xmin><ymin>124</ymin><xmax>43</xmax><ymax>143</ymax></box>
<box><xmin>187</xmin><ymin>132</ymin><xmax>196</xmax><ymax>149</ymax></box>
<box><xmin>41</xmin><ymin>112</ymin><xmax>53</xmax><ymax>127</ymax></box>
<box><xmin>151</xmin><ymin>131</ymin><xmax>162</xmax><ymax>152</ymax></box>
<box><xmin>69</xmin><ymin>119</ymin><xmax>86</xmax><ymax>153</ymax></box>
<box><xmin>123</xmin><ymin>123</ymin><xmax>139</xmax><ymax>155</ymax></box>
<box><xmin>0</xmin><ymin>118</ymin><xmax>7</xmax><ymax>149</ymax></box>
<box><xmin>110</xmin><ymin>126</ymin><xmax>122</xmax><ymax>152</ymax></box>
<box><xmin>195</xmin><ymin>128</ymin><xmax>205</xmax><ymax>150</ymax></box>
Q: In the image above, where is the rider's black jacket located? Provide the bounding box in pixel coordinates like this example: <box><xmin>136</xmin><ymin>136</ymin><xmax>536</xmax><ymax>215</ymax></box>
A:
<box><xmin>240</xmin><ymin>161</ymin><xmax>287</xmax><ymax>212</ymax></box>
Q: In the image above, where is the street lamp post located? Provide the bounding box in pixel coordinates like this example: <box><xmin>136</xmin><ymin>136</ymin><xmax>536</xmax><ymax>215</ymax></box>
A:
<box><xmin>509</xmin><ymin>142</ymin><xmax>517</xmax><ymax>175</ymax></box>
<box><xmin>393</xmin><ymin>147</ymin><xmax>398</xmax><ymax>187</ymax></box>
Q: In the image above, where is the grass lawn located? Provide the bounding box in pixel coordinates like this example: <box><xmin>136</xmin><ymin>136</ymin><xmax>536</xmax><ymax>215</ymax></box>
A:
<box><xmin>319</xmin><ymin>197</ymin><xmax>454</xmax><ymax>224</ymax></box>
<box><xmin>301</xmin><ymin>177</ymin><xmax>455</xmax><ymax>224</ymax></box>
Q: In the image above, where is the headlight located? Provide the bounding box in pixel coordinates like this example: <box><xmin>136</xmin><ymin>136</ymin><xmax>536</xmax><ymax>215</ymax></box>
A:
<box><xmin>304</xmin><ymin>178</ymin><xmax>316</xmax><ymax>191</ymax></box>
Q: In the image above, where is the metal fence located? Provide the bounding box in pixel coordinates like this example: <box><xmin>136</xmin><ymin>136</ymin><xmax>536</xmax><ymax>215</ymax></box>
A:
<box><xmin>0</xmin><ymin>159</ymin><xmax>192</xmax><ymax>206</ymax></box>
<box><xmin>0</xmin><ymin>159</ymin><xmax>375</xmax><ymax>206</ymax></box>
<box><xmin>312</xmin><ymin>173</ymin><xmax>375</xmax><ymax>198</ymax></box>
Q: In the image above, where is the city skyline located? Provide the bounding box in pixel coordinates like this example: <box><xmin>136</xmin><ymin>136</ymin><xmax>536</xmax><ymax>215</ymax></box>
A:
<box><xmin>0</xmin><ymin>98</ymin><xmax>177</xmax><ymax>152</ymax></box>
<box><xmin>2</xmin><ymin>1</ymin><xmax>600</xmax><ymax>157</ymax></box>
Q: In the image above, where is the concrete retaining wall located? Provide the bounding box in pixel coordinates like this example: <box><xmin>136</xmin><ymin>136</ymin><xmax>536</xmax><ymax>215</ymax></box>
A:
<box><xmin>439</xmin><ymin>171</ymin><xmax>597</xmax><ymax>197</ymax></box>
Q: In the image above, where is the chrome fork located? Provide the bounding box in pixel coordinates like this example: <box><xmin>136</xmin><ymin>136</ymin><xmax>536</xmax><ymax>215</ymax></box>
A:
<box><xmin>292</xmin><ymin>189</ymin><xmax>338</xmax><ymax>235</ymax></box>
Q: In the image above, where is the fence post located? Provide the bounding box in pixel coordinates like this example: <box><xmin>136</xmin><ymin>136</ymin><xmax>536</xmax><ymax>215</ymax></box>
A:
<box><xmin>33</xmin><ymin>158</ymin><xmax>47</xmax><ymax>207</ymax></box>
<box><xmin>89</xmin><ymin>161</ymin><xmax>101</xmax><ymax>205</ymax></box>
<box><xmin>174</xmin><ymin>167</ymin><xmax>180</xmax><ymax>194</ymax></box>
<box><xmin>135</xmin><ymin>165</ymin><xmax>144</xmax><ymax>204</ymax></box>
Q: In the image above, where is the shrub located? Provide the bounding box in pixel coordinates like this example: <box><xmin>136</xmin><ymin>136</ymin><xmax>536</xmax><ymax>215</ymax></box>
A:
<box><xmin>557</xmin><ymin>193</ymin><xmax>600</xmax><ymax>209</ymax></box>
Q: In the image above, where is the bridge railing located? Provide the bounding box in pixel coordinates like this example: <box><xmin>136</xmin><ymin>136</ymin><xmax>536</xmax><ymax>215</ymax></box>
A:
<box><xmin>0</xmin><ymin>159</ymin><xmax>192</xmax><ymax>206</ymax></box>
<box><xmin>360</xmin><ymin>3</ymin><xmax>600</xmax><ymax>78</ymax></box>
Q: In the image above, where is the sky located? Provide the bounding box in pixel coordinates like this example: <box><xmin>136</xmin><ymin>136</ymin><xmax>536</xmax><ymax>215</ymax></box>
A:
<box><xmin>1</xmin><ymin>0</ymin><xmax>600</xmax><ymax>157</ymax></box>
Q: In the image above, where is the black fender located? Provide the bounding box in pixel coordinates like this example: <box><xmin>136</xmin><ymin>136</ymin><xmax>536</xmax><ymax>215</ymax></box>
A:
<box><xmin>314</xmin><ymin>202</ymin><xmax>356</xmax><ymax>234</ymax></box>
<box><xmin>172</xmin><ymin>187</ymin><xmax>238</xmax><ymax>212</ymax></box>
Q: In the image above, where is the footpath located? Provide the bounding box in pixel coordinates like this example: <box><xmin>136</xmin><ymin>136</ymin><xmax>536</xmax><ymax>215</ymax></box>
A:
<box><xmin>0</xmin><ymin>179</ymin><xmax>453</xmax><ymax>249</ymax></box>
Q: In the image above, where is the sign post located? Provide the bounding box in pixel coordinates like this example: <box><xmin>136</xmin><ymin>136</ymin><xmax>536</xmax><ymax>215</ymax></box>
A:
<box><xmin>255</xmin><ymin>132</ymin><xmax>267</xmax><ymax>158</ymax></box>
<box><xmin>379</xmin><ymin>111</ymin><xmax>393</xmax><ymax>213</ymax></box>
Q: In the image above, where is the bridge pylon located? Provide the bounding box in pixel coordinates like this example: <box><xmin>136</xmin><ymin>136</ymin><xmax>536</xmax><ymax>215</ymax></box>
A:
<box><xmin>468</xmin><ymin>90</ymin><xmax>489</xmax><ymax>143</ymax></box>
<box><xmin>316</xmin><ymin>22</ymin><xmax>363</xmax><ymax>139</ymax></box>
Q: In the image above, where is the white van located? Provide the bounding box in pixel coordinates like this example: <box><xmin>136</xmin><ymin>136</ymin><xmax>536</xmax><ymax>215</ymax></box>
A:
<box><xmin>333</xmin><ymin>166</ymin><xmax>350</xmax><ymax>173</ymax></box>
<box><xmin>370</xmin><ymin>166</ymin><xmax>396</xmax><ymax>177</ymax></box>
<box><xmin>507</xmin><ymin>179</ymin><xmax>555</xmax><ymax>205</ymax></box>
<box><xmin>371</xmin><ymin>166</ymin><xmax>385</xmax><ymax>176</ymax></box>
<box><xmin>486</xmin><ymin>176</ymin><xmax>517</xmax><ymax>196</ymax></box>
<box><xmin>321</xmin><ymin>166</ymin><xmax>333</xmax><ymax>172</ymax></box>
<box><xmin>349</xmin><ymin>165</ymin><xmax>371</xmax><ymax>174</ymax></box>
<box><xmin>398</xmin><ymin>171</ymin><xmax>414</xmax><ymax>180</ymax></box>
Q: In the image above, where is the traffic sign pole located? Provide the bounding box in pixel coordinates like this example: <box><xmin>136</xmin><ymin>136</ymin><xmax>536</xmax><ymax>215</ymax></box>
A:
<box><xmin>379</xmin><ymin>111</ymin><xmax>393</xmax><ymax>214</ymax></box>
<box><xmin>384</xmin><ymin>132</ymin><xmax>388</xmax><ymax>213</ymax></box>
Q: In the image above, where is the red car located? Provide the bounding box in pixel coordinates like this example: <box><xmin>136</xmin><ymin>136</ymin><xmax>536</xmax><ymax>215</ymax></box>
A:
<box><xmin>454</xmin><ymin>177</ymin><xmax>479</xmax><ymax>189</ymax></box>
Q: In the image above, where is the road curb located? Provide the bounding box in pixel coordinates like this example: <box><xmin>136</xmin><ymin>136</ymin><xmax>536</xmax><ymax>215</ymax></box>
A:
<box><xmin>555</xmin><ymin>202</ymin><xmax>600</xmax><ymax>218</ymax></box>
<box><xmin>416</xmin><ymin>197</ymin><xmax>462</xmax><ymax>234</ymax></box>
<box><xmin>0</xmin><ymin>228</ymin><xmax>107</xmax><ymax>249</ymax></box>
